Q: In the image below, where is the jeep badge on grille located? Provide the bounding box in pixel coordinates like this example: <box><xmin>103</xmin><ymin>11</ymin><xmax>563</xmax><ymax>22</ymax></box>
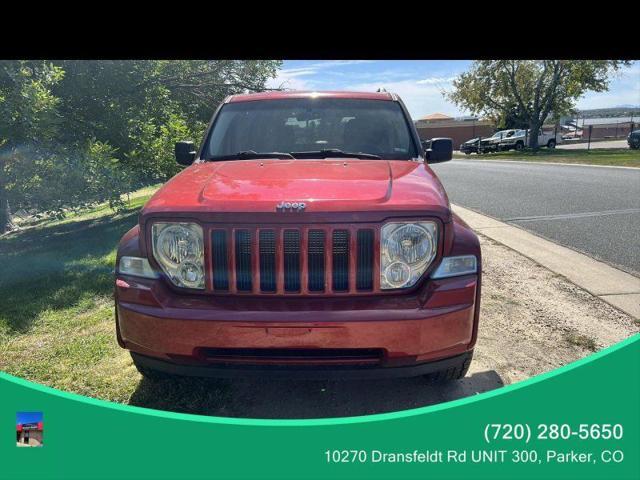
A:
<box><xmin>276</xmin><ymin>201</ymin><xmax>306</xmax><ymax>212</ymax></box>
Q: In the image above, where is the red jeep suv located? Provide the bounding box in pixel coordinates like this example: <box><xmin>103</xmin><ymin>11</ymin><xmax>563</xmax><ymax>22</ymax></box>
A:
<box><xmin>114</xmin><ymin>91</ymin><xmax>481</xmax><ymax>382</ymax></box>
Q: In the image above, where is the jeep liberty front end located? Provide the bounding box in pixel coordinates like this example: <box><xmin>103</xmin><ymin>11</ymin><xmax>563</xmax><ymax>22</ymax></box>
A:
<box><xmin>114</xmin><ymin>91</ymin><xmax>481</xmax><ymax>382</ymax></box>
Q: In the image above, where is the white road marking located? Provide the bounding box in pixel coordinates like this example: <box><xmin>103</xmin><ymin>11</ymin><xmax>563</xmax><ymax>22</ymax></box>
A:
<box><xmin>505</xmin><ymin>208</ymin><xmax>640</xmax><ymax>222</ymax></box>
<box><xmin>451</xmin><ymin>158</ymin><xmax>640</xmax><ymax>170</ymax></box>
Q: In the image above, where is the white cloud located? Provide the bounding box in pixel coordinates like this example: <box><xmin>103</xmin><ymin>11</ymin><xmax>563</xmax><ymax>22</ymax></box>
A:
<box><xmin>266</xmin><ymin>73</ymin><xmax>468</xmax><ymax>119</ymax></box>
<box><xmin>416</xmin><ymin>76</ymin><xmax>457</xmax><ymax>85</ymax></box>
<box><xmin>343</xmin><ymin>79</ymin><xmax>467</xmax><ymax>119</ymax></box>
<box><xmin>576</xmin><ymin>62</ymin><xmax>640</xmax><ymax>110</ymax></box>
<box><xmin>266</xmin><ymin>61</ymin><xmax>470</xmax><ymax>117</ymax></box>
<box><xmin>266</xmin><ymin>60</ymin><xmax>639</xmax><ymax>118</ymax></box>
<box><xmin>265</xmin><ymin>71</ymin><xmax>311</xmax><ymax>90</ymax></box>
<box><xmin>265</xmin><ymin>60</ymin><xmax>376</xmax><ymax>90</ymax></box>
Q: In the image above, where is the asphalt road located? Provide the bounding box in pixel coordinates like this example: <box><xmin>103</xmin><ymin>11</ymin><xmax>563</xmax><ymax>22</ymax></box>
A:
<box><xmin>558</xmin><ymin>139</ymin><xmax>629</xmax><ymax>150</ymax></box>
<box><xmin>431</xmin><ymin>159</ymin><xmax>640</xmax><ymax>276</ymax></box>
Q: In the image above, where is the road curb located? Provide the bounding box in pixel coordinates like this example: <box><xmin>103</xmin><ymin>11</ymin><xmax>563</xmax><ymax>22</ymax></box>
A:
<box><xmin>452</xmin><ymin>204</ymin><xmax>640</xmax><ymax>320</ymax></box>
<box><xmin>449</xmin><ymin>158</ymin><xmax>639</xmax><ymax>170</ymax></box>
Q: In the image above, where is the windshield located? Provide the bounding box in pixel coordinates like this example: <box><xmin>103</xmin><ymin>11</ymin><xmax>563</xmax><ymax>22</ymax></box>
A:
<box><xmin>204</xmin><ymin>98</ymin><xmax>418</xmax><ymax>160</ymax></box>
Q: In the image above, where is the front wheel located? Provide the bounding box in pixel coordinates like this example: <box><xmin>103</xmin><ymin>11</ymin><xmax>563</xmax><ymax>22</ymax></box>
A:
<box><xmin>424</xmin><ymin>351</ymin><xmax>473</xmax><ymax>383</ymax></box>
<box><xmin>547</xmin><ymin>139</ymin><xmax>556</xmax><ymax>149</ymax></box>
<box><xmin>514</xmin><ymin>141</ymin><xmax>524</xmax><ymax>151</ymax></box>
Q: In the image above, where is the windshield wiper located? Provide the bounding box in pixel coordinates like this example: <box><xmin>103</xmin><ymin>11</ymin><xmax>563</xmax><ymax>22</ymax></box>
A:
<box><xmin>206</xmin><ymin>151</ymin><xmax>294</xmax><ymax>161</ymax></box>
<box><xmin>290</xmin><ymin>149</ymin><xmax>381</xmax><ymax>160</ymax></box>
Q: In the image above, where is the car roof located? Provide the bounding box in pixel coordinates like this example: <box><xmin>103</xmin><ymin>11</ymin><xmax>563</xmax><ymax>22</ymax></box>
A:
<box><xmin>227</xmin><ymin>90</ymin><xmax>395</xmax><ymax>103</ymax></box>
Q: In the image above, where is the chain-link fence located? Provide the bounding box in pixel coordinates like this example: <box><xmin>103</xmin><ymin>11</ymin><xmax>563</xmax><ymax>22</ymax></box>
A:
<box><xmin>561</xmin><ymin>118</ymin><xmax>637</xmax><ymax>143</ymax></box>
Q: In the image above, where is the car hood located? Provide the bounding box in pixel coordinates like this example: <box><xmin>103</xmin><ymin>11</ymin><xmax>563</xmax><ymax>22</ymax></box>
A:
<box><xmin>141</xmin><ymin>158</ymin><xmax>451</xmax><ymax>220</ymax></box>
<box><xmin>464</xmin><ymin>138</ymin><xmax>480</xmax><ymax>144</ymax></box>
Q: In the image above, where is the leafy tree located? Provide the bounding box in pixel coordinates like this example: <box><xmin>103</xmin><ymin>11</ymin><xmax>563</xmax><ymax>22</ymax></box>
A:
<box><xmin>148</xmin><ymin>60</ymin><xmax>281</xmax><ymax>124</ymax></box>
<box><xmin>0</xmin><ymin>61</ymin><xmax>64</xmax><ymax>232</ymax></box>
<box><xmin>48</xmin><ymin>60</ymin><xmax>280</xmax><ymax>183</ymax></box>
<box><xmin>446</xmin><ymin>60</ymin><xmax>631</xmax><ymax>148</ymax></box>
<box><xmin>494</xmin><ymin>104</ymin><xmax>530</xmax><ymax>130</ymax></box>
<box><xmin>0</xmin><ymin>60</ymin><xmax>281</xmax><ymax>233</ymax></box>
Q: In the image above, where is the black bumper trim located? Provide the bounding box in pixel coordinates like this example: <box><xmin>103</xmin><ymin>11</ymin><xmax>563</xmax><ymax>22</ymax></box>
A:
<box><xmin>130</xmin><ymin>351</ymin><xmax>473</xmax><ymax>380</ymax></box>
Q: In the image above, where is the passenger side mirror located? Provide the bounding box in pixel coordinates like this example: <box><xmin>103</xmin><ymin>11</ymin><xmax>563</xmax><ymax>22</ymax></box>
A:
<box><xmin>175</xmin><ymin>141</ymin><xmax>196</xmax><ymax>166</ymax></box>
<box><xmin>425</xmin><ymin>137</ymin><xmax>453</xmax><ymax>164</ymax></box>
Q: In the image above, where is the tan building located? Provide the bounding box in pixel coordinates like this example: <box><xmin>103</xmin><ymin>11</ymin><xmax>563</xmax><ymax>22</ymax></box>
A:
<box><xmin>416</xmin><ymin>113</ymin><xmax>455</xmax><ymax>123</ymax></box>
<box><xmin>414</xmin><ymin>113</ymin><xmax>495</xmax><ymax>149</ymax></box>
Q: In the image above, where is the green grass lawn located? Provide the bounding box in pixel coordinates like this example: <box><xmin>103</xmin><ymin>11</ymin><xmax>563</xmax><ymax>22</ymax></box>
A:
<box><xmin>453</xmin><ymin>148</ymin><xmax>640</xmax><ymax>167</ymax></box>
<box><xmin>0</xmin><ymin>187</ymin><xmax>232</xmax><ymax>414</ymax></box>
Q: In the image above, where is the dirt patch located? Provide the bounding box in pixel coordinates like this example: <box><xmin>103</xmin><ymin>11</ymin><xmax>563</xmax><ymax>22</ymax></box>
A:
<box><xmin>469</xmin><ymin>235</ymin><xmax>638</xmax><ymax>386</ymax></box>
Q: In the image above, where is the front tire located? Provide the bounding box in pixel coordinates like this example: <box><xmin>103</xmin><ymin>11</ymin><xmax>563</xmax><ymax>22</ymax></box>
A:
<box><xmin>547</xmin><ymin>139</ymin><xmax>556</xmax><ymax>149</ymax></box>
<box><xmin>425</xmin><ymin>351</ymin><xmax>473</xmax><ymax>383</ymax></box>
<box><xmin>515</xmin><ymin>141</ymin><xmax>524</xmax><ymax>151</ymax></box>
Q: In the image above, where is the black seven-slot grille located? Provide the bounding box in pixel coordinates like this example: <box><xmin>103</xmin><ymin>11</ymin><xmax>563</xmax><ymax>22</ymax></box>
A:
<box><xmin>210</xmin><ymin>226</ymin><xmax>376</xmax><ymax>295</ymax></box>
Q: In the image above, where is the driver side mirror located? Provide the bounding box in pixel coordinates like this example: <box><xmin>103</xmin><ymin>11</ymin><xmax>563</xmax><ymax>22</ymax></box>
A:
<box><xmin>424</xmin><ymin>137</ymin><xmax>453</xmax><ymax>164</ymax></box>
<box><xmin>175</xmin><ymin>141</ymin><xmax>196</xmax><ymax>166</ymax></box>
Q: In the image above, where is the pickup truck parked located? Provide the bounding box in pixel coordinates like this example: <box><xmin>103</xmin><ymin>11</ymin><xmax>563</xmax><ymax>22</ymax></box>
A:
<box><xmin>115</xmin><ymin>90</ymin><xmax>481</xmax><ymax>383</ymax></box>
<box><xmin>479</xmin><ymin>130</ymin><xmax>517</xmax><ymax>153</ymax></box>
<box><xmin>459</xmin><ymin>130</ymin><xmax>517</xmax><ymax>154</ymax></box>
<box><xmin>499</xmin><ymin>129</ymin><xmax>561</xmax><ymax>151</ymax></box>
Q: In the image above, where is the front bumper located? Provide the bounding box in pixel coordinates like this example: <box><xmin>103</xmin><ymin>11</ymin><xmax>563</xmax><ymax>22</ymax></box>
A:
<box><xmin>130</xmin><ymin>350</ymin><xmax>474</xmax><ymax>380</ymax></box>
<box><xmin>116</xmin><ymin>273</ymin><xmax>480</xmax><ymax>376</ymax></box>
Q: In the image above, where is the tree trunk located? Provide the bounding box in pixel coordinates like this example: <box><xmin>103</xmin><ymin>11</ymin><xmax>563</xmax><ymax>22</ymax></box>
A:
<box><xmin>529</xmin><ymin>120</ymin><xmax>541</xmax><ymax>149</ymax></box>
<box><xmin>0</xmin><ymin>157</ymin><xmax>13</xmax><ymax>234</ymax></box>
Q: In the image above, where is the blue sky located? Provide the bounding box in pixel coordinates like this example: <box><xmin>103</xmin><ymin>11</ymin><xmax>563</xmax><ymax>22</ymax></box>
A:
<box><xmin>17</xmin><ymin>411</ymin><xmax>43</xmax><ymax>425</ymax></box>
<box><xmin>266</xmin><ymin>60</ymin><xmax>640</xmax><ymax>119</ymax></box>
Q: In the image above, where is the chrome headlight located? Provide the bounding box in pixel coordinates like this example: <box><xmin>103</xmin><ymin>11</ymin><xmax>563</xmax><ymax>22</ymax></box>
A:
<box><xmin>380</xmin><ymin>222</ymin><xmax>437</xmax><ymax>289</ymax></box>
<box><xmin>151</xmin><ymin>222</ymin><xmax>205</xmax><ymax>289</ymax></box>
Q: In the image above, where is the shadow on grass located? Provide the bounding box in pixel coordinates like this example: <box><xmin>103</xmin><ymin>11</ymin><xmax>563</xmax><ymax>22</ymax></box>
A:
<box><xmin>0</xmin><ymin>205</ymin><xmax>142</xmax><ymax>255</ymax></box>
<box><xmin>0</xmin><ymin>211</ymin><xmax>140</xmax><ymax>334</ymax></box>
<box><xmin>128</xmin><ymin>370</ymin><xmax>505</xmax><ymax>419</ymax></box>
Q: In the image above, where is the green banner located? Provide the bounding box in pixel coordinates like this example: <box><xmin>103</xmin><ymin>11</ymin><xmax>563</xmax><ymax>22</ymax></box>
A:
<box><xmin>2</xmin><ymin>334</ymin><xmax>639</xmax><ymax>479</ymax></box>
